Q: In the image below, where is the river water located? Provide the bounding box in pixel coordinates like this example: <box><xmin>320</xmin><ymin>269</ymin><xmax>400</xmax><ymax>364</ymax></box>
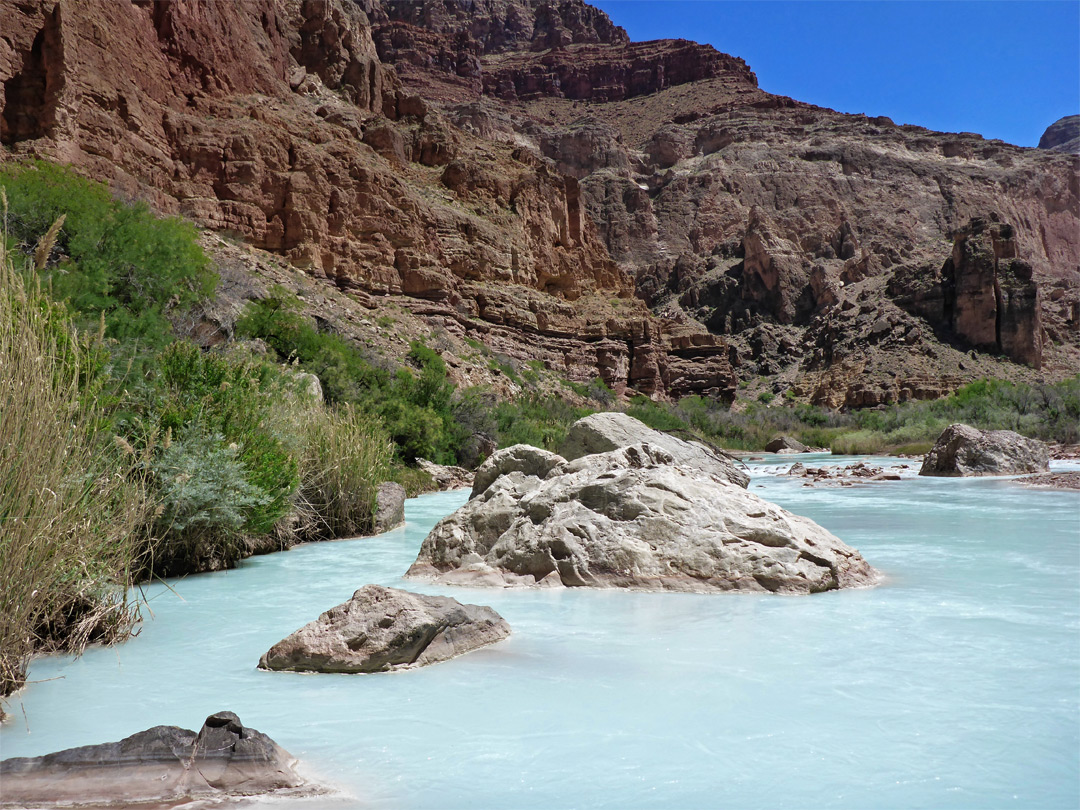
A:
<box><xmin>2</xmin><ymin>456</ymin><xmax>1078</xmax><ymax>809</ymax></box>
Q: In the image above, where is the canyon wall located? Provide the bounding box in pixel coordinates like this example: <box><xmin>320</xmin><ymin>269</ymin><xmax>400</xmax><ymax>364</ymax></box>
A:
<box><xmin>2</xmin><ymin>0</ymin><xmax>1077</xmax><ymax>406</ymax></box>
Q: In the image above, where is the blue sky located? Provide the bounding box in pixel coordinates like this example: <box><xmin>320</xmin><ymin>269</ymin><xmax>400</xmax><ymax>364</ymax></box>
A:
<box><xmin>591</xmin><ymin>1</ymin><xmax>1080</xmax><ymax>147</ymax></box>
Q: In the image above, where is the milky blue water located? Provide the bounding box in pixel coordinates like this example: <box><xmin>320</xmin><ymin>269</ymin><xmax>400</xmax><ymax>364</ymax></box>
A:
<box><xmin>3</xmin><ymin>456</ymin><xmax>1079</xmax><ymax>809</ymax></box>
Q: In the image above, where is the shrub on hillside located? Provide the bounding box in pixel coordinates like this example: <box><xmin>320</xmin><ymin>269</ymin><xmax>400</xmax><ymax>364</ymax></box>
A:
<box><xmin>0</xmin><ymin>161</ymin><xmax>216</xmax><ymax>346</ymax></box>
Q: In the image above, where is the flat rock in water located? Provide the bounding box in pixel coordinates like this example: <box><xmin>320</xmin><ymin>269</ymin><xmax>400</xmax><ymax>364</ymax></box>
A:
<box><xmin>406</xmin><ymin>442</ymin><xmax>878</xmax><ymax>594</ymax></box>
<box><xmin>259</xmin><ymin>585</ymin><xmax>509</xmax><ymax>673</ymax></box>
<box><xmin>919</xmin><ymin>423</ymin><xmax>1049</xmax><ymax>476</ymax></box>
<box><xmin>0</xmin><ymin>711</ymin><xmax>304</xmax><ymax>807</ymax></box>
<box><xmin>1015</xmin><ymin>471</ymin><xmax>1080</xmax><ymax>490</ymax></box>
<box><xmin>558</xmin><ymin>412</ymin><xmax>750</xmax><ymax>488</ymax></box>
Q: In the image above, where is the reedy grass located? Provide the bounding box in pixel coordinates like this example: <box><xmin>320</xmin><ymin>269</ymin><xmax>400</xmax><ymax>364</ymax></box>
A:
<box><xmin>288</xmin><ymin>400</ymin><xmax>395</xmax><ymax>541</ymax></box>
<box><xmin>0</xmin><ymin>208</ymin><xmax>146</xmax><ymax>697</ymax></box>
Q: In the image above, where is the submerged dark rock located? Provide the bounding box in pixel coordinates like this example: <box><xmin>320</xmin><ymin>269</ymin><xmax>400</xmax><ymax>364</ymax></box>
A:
<box><xmin>259</xmin><ymin>585</ymin><xmax>510</xmax><ymax>673</ymax></box>
<box><xmin>0</xmin><ymin>711</ymin><xmax>304</xmax><ymax>806</ymax></box>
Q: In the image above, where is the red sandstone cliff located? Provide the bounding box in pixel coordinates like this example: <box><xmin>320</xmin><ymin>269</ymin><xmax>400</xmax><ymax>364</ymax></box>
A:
<box><xmin>2</xmin><ymin>0</ymin><xmax>1077</xmax><ymax>407</ymax></box>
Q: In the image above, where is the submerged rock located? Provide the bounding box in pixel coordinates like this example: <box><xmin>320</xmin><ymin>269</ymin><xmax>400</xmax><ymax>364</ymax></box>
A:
<box><xmin>1015</xmin><ymin>471</ymin><xmax>1080</xmax><ymax>490</ymax></box>
<box><xmin>558</xmin><ymin>412</ymin><xmax>750</xmax><ymax>488</ymax></box>
<box><xmin>259</xmin><ymin>585</ymin><xmax>510</xmax><ymax>673</ymax></box>
<box><xmin>406</xmin><ymin>442</ymin><xmax>878</xmax><ymax>594</ymax></box>
<box><xmin>919</xmin><ymin>423</ymin><xmax>1049</xmax><ymax>477</ymax></box>
<box><xmin>0</xmin><ymin>711</ymin><xmax>304</xmax><ymax>806</ymax></box>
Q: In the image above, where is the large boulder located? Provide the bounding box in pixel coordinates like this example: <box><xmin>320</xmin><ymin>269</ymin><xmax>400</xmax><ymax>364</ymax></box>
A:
<box><xmin>919</xmin><ymin>424</ymin><xmax>1050</xmax><ymax>477</ymax></box>
<box><xmin>406</xmin><ymin>442</ymin><xmax>878</xmax><ymax>594</ymax></box>
<box><xmin>765</xmin><ymin>435</ymin><xmax>809</xmax><ymax>454</ymax></box>
<box><xmin>557</xmin><ymin>412</ymin><xmax>750</xmax><ymax>488</ymax></box>
<box><xmin>258</xmin><ymin>585</ymin><xmax>509</xmax><ymax>673</ymax></box>
<box><xmin>0</xmin><ymin>712</ymin><xmax>303</xmax><ymax>806</ymax></box>
<box><xmin>373</xmin><ymin>481</ymin><xmax>406</xmax><ymax>533</ymax></box>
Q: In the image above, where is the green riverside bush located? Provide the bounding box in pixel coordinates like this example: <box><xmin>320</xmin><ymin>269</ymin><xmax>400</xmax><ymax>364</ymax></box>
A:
<box><xmin>0</xmin><ymin>161</ymin><xmax>216</xmax><ymax>346</ymax></box>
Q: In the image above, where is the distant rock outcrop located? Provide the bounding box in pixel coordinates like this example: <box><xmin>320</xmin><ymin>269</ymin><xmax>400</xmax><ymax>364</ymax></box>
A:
<box><xmin>259</xmin><ymin>585</ymin><xmax>509</xmax><ymax>673</ymax></box>
<box><xmin>0</xmin><ymin>712</ymin><xmax>304</xmax><ymax>806</ymax></box>
<box><xmin>1039</xmin><ymin>115</ymin><xmax>1080</xmax><ymax>154</ymax></box>
<box><xmin>406</xmin><ymin>437</ymin><xmax>878</xmax><ymax>593</ymax></box>
<box><xmin>765</xmin><ymin>436</ymin><xmax>809</xmax><ymax>454</ymax></box>
<box><xmin>919</xmin><ymin>423</ymin><xmax>1049</xmax><ymax>477</ymax></box>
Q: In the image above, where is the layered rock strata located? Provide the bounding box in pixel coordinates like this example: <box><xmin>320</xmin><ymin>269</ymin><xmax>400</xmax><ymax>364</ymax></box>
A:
<box><xmin>375</xmin><ymin>0</ymin><xmax>1080</xmax><ymax>402</ymax></box>
<box><xmin>259</xmin><ymin>585</ymin><xmax>510</xmax><ymax>673</ymax></box>
<box><xmin>0</xmin><ymin>711</ymin><xmax>304</xmax><ymax>806</ymax></box>
<box><xmin>406</xmin><ymin>436</ymin><xmax>878</xmax><ymax>593</ymax></box>
<box><xmin>0</xmin><ymin>0</ymin><xmax>736</xmax><ymax>400</ymax></box>
<box><xmin>919</xmin><ymin>423</ymin><xmax>1050</xmax><ymax>477</ymax></box>
<box><xmin>2</xmin><ymin>0</ymin><xmax>1077</xmax><ymax>405</ymax></box>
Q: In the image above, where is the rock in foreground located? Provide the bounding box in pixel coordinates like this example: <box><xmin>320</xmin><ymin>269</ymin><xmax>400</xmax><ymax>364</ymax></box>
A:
<box><xmin>558</xmin><ymin>412</ymin><xmax>750</xmax><ymax>488</ymax></box>
<box><xmin>406</xmin><ymin>442</ymin><xmax>878</xmax><ymax>594</ymax></box>
<box><xmin>0</xmin><ymin>711</ymin><xmax>303</xmax><ymax>807</ymax></box>
<box><xmin>919</xmin><ymin>424</ymin><xmax>1049</xmax><ymax>477</ymax></box>
<box><xmin>259</xmin><ymin>585</ymin><xmax>509</xmax><ymax>673</ymax></box>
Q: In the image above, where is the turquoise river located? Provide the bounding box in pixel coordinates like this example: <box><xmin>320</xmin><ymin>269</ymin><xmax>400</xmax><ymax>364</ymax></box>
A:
<box><xmin>2</xmin><ymin>456</ymin><xmax>1079</xmax><ymax>809</ymax></box>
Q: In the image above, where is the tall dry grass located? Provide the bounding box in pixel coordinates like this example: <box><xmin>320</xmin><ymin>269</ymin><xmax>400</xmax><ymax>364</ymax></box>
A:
<box><xmin>263</xmin><ymin>384</ymin><xmax>394</xmax><ymax>542</ymax></box>
<box><xmin>0</xmin><ymin>200</ymin><xmax>146</xmax><ymax>696</ymax></box>
<box><xmin>292</xmin><ymin>402</ymin><xmax>395</xmax><ymax>541</ymax></box>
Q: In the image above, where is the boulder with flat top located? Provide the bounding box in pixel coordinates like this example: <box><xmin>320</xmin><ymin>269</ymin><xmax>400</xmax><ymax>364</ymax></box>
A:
<box><xmin>0</xmin><ymin>712</ymin><xmax>304</xmax><ymax>806</ymax></box>
<box><xmin>919</xmin><ymin>423</ymin><xmax>1049</xmax><ymax>476</ymax></box>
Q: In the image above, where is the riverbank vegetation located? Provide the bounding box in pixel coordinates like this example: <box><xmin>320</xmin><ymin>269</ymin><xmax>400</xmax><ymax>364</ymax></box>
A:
<box><xmin>620</xmin><ymin>378</ymin><xmax>1080</xmax><ymax>455</ymax></box>
<box><xmin>3</xmin><ymin>161</ymin><xmax>1077</xmax><ymax>699</ymax></box>
<box><xmin>0</xmin><ymin>164</ymin><xmax>398</xmax><ymax>695</ymax></box>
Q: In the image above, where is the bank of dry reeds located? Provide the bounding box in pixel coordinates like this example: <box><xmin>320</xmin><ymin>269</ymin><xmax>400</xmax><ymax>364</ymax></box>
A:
<box><xmin>288</xmin><ymin>399</ymin><xmax>394</xmax><ymax>542</ymax></box>
<box><xmin>0</xmin><ymin>203</ymin><xmax>145</xmax><ymax>696</ymax></box>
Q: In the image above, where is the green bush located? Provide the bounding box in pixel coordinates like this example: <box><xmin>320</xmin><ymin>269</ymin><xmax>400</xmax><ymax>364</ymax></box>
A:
<box><xmin>495</xmin><ymin>394</ymin><xmax>593</xmax><ymax>451</ymax></box>
<box><xmin>0</xmin><ymin>162</ymin><xmax>216</xmax><ymax>346</ymax></box>
<box><xmin>238</xmin><ymin>290</ymin><xmax>490</xmax><ymax>465</ymax></box>
<box><xmin>114</xmin><ymin>342</ymin><xmax>300</xmax><ymax>574</ymax></box>
<box><xmin>148</xmin><ymin>427</ymin><xmax>268</xmax><ymax>574</ymax></box>
<box><xmin>627</xmin><ymin>395</ymin><xmax>691</xmax><ymax>433</ymax></box>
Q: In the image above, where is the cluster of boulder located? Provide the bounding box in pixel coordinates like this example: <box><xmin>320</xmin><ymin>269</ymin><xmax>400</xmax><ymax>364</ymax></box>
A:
<box><xmin>786</xmin><ymin>461</ymin><xmax>907</xmax><ymax>486</ymax></box>
<box><xmin>405</xmin><ymin>413</ymin><xmax>876</xmax><ymax>593</ymax></box>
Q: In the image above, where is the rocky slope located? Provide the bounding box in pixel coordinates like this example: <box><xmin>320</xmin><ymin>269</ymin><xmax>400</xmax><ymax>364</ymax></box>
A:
<box><xmin>2</xmin><ymin>0</ymin><xmax>1077</xmax><ymax>407</ymax></box>
<box><xmin>1040</xmin><ymin>115</ymin><xmax>1080</xmax><ymax>155</ymax></box>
